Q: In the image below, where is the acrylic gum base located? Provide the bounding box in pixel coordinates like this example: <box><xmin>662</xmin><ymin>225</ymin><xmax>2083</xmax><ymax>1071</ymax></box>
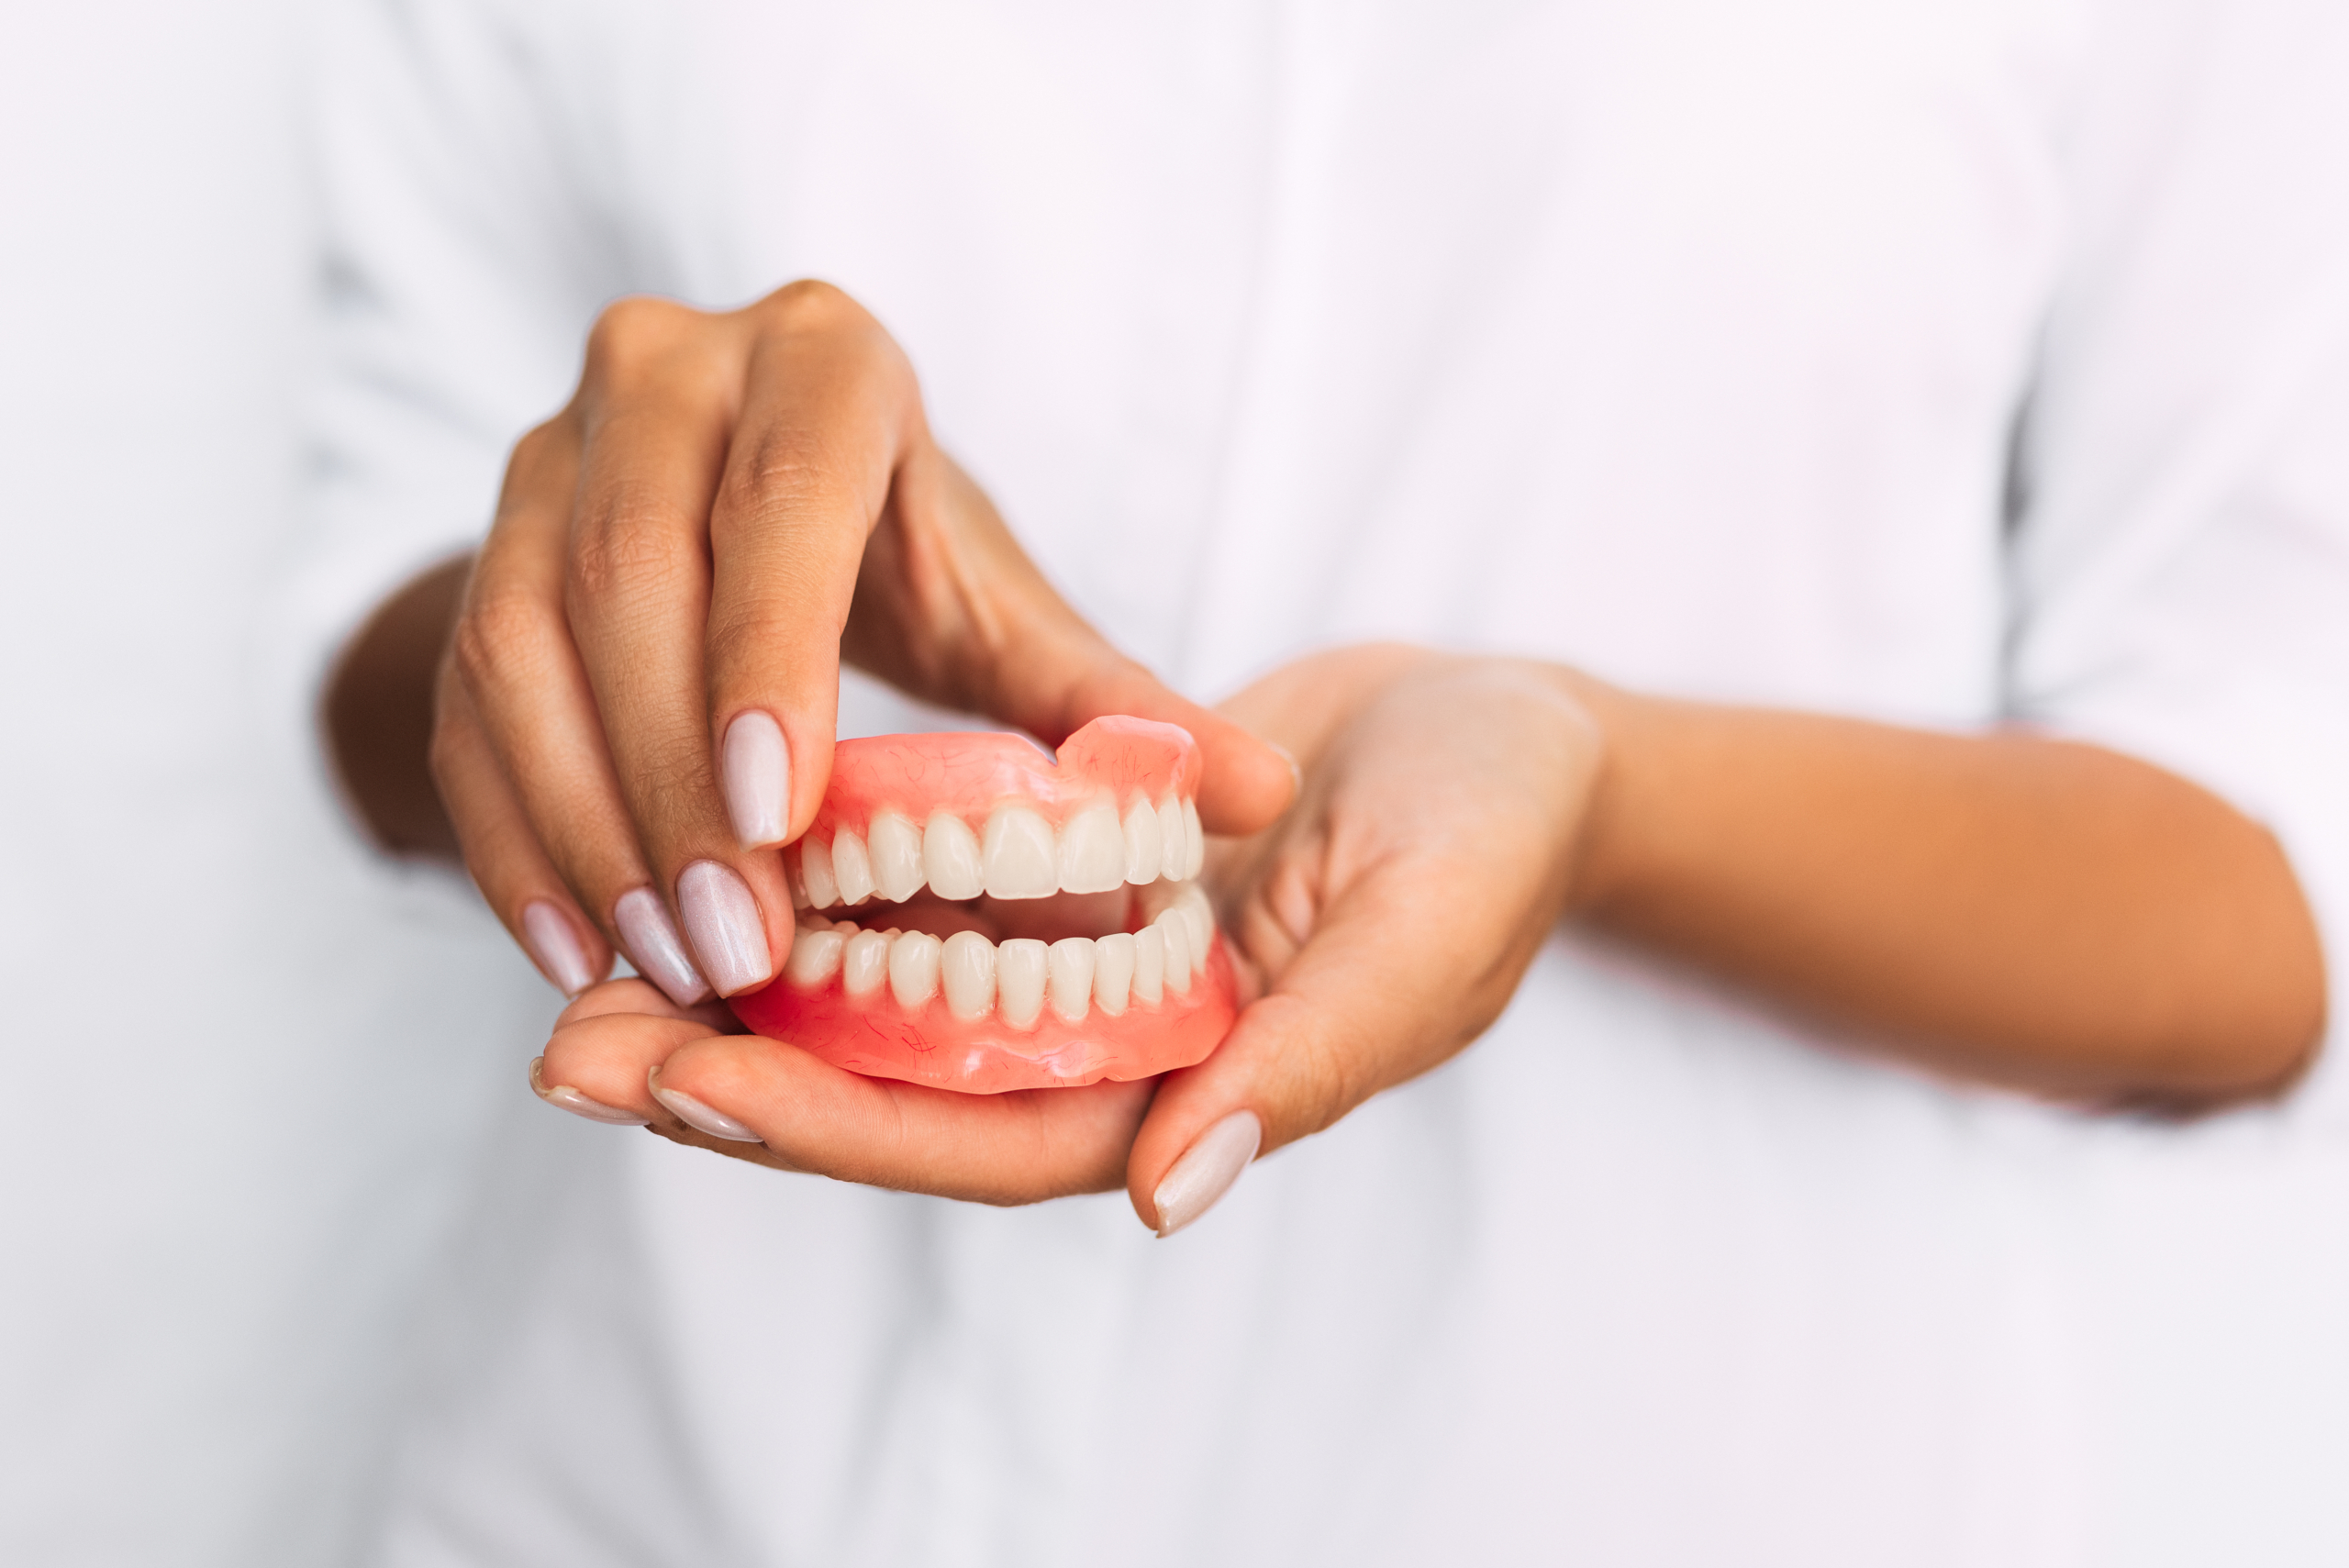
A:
<box><xmin>729</xmin><ymin>717</ymin><xmax>1238</xmax><ymax>1094</ymax></box>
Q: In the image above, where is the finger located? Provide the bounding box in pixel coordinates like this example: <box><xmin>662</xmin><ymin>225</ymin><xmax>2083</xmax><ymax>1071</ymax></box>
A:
<box><xmin>645</xmin><ymin>1032</ymin><xmax>1155</xmax><ymax>1204</ymax></box>
<box><xmin>703</xmin><ymin>283</ymin><xmax>922</xmax><ymax>851</ymax></box>
<box><xmin>1126</xmin><ymin>852</ymin><xmax>1511</xmax><ymax>1235</ymax></box>
<box><xmin>451</xmin><ymin>416</ymin><xmax>713</xmax><ymax>1006</ymax></box>
<box><xmin>563</xmin><ymin>297</ymin><xmax>798</xmax><ymax>998</ymax></box>
<box><xmin>429</xmin><ymin>675</ymin><xmax>612</xmax><ymax>996</ymax></box>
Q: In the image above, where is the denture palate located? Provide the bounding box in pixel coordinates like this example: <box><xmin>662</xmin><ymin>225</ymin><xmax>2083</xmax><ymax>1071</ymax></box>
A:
<box><xmin>780</xmin><ymin>792</ymin><xmax>1215</xmax><ymax>1029</ymax></box>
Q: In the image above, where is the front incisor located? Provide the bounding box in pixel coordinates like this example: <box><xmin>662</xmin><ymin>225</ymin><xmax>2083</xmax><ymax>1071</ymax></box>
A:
<box><xmin>1048</xmin><ymin>938</ymin><xmax>1097</xmax><ymax>1023</ymax></box>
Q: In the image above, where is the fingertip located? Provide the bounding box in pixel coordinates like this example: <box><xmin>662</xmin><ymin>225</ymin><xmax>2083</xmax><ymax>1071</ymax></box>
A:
<box><xmin>1195</xmin><ymin>721</ymin><xmax>1300</xmax><ymax>836</ymax></box>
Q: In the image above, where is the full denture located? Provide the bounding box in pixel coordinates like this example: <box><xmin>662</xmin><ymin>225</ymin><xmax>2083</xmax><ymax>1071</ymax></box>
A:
<box><xmin>729</xmin><ymin>717</ymin><xmax>1238</xmax><ymax>1092</ymax></box>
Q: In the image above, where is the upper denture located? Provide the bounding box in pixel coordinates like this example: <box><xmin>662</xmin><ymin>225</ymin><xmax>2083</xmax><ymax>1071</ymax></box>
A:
<box><xmin>737</xmin><ymin>717</ymin><xmax>1236</xmax><ymax>1093</ymax></box>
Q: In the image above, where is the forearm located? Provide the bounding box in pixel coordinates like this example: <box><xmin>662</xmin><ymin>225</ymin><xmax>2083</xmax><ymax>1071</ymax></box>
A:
<box><xmin>1564</xmin><ymin>676</ymin><xmax>2327</xmax><ymax>1105</ymax></box>
<box><xmin>321</xmin><ymin>554</ymin><xmax>471</xmax><ymax>859</ymax></box>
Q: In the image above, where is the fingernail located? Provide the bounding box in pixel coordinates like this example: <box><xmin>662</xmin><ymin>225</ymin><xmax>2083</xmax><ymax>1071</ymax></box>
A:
<box><xmin>530</xmin><ymin>1056</ymin><xmax>648</xmax><ymax>1126</ymax></box>
<box><xmin>677</xmin><ymin>860</ymin><xmax>774</xmax><ymax>995</ymax></box>
<box><xmin>615</xmin><ymin>886</ymin><xmax>713</xmax><ymax>1006</ymax></box>
<box><xmin>1268</xmin><ymin>742</ymin><xmax>1303</xmax><ymax>802</ymax></box>
<box><xmin>722</xmin><ymin>709</ymin><xmax>792</xmax><ymax>848</ymax></box>
<box><xmin>1152</xmin><ymin>1109</ymin><xmax>1263</xmax><ymax>1238</ymax></box>
<box><xmin>519</xmin><ymin>899</ymin><xmax>598</xmax><ymax>996</ymax></box>
<box><xmin>650</xmin><ymin>1071</ymin><xmax>763</xmax><ymax>1142</ymax></box>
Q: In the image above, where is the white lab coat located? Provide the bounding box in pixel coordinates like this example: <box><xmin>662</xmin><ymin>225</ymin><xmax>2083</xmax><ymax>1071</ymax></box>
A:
<box><xmin>294</xmin><ymin>1</ymin><xmax>2349</xmax><ymax>1562</ymax></box>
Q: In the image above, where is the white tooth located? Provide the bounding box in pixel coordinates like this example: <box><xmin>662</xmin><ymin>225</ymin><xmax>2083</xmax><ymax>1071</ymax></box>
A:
<box><xmin>1156</xmin><ymin>795</ymin><xmax>1186</xmax><ymax>881</ymax></box>
<box><xmin>1058</xmin><ymin>803</ymin><xmax>1126</xmax><ymax>895</ymax></box>
<box><xmin>996</xmin><ymin>938</ymin><xmax>1048</xmax><ymax>1029</ymax></box>
<box><xmin>923</xmin><ymin>811</ymin><xmax>985</xmax><ymax>901</ymax></box>
<box><xmin>787</xmin><ymin>864</ymin><xmax>808</xmax><ymax>908</ymax></box>
<box><xmin>1048</xmin><ymin>938</ymin><xmax>1096</xmax><ymax>1023</ymax></box>
<box><xmin>1182</xmin><ymin>798</ymin><xmax>1206</xmax><ymax>880</ymax></box>
<box><xmin>833</xmin><ymin>919</ymin><xmax>860</xmax><ymax>935</ymax></box>
<box><xmin>1132</xmin><ymin>924</ymin><xmax>1165</xmax><ymax>1006</ymax></box>
<box><xmin>1159</xmin><ymin>908</ymin><xmax>1194</xmax><ymax>993</ymax></box>
<box><xmin>888</xmin><ymin>930</ymin><xmax>941</xmax><ymax>1009</ymax></box>
<box><xmin>869</xmin><ymin>811</ymin><xmax>925</xmax><ymax>903</ymax></box>
<box><xmin>800</xmin><ymin>836</ymin><xmax>840</xmax><ymax>908</ymax></box>
<box><xmin>941</xmin><ymin>930</ymin><xmax>997</xmax><ymax>1019</ymax></box>
<box><xmin>1122</xmin><ymin>800</ymin><xmax>1163</xmax><ymax>886</ymax></box>
<box><xmin>1092</xmin><ymin>931</ymin><xmax>1134</xmax><ymax>1016</ymax></box>
<box><xmin>831</xmin><ymin>828</ymin><xmax>876</xmax><ymax>905</ymax></box>
<box><xmin>841</xmin><ymin>929</ymin><xmax>891</xmax><ymax>999</ymax></box>
<box><xmin>1181</xmin><ymin>885</ymin><xmax>1217</xmax><ymax>960</ymax></box>
<box><xmin>982</xmin><ymin>806</ymin><xmax>1059</xmax><ymax>900</ymax></box>
<box><xmin>785</xmin><ymin>928</ymin><xmax>844</xmax><ymax>988</ymax></box>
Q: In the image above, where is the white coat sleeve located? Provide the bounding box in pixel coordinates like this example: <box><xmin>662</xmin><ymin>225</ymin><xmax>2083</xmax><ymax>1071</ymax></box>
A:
<box><xmin>2007</xmin><ymin>0</ymin><xmax>2349</xmax><ymax>1124</ymax></box>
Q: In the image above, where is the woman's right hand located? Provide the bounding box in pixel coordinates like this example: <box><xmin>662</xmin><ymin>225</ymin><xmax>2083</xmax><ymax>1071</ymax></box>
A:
<box><xmin>431</xmin><ymin>281</ymin><xmax>1296</xmax><ymax>1006</ymax></box>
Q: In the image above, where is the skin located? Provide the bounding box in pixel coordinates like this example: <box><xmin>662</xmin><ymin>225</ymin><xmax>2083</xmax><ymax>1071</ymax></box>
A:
<box><xmin>328</xmin><ymin>281</ymin><xmax>2328</xmax><ymax>1230</ymax></box>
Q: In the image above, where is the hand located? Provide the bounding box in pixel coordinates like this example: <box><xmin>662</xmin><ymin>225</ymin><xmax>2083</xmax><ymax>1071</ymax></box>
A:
<box><xmin>531</xmin><ymin>645</ymin><xmax>1607</xmax><ymax>1232</ymax></box>
<box><xmin>426</xmin><ymin>281</ymin><xmax>1296</xmax><ymax>1004</ymax></box>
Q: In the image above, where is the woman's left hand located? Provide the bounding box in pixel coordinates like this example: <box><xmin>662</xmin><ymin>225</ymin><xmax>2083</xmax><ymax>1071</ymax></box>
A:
<box><xmin>533</xmin><ymin>645</ymin><xmax>1607</xmax><ymax>1232</ymax></box>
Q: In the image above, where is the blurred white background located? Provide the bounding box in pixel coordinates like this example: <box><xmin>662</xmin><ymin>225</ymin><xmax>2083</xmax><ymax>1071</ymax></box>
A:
<box><xmin>0</xmin><ymin>4</ymin><xmax>555</xmax><ymax>1563</ymax></box>
<box><xmin>3</xmin><ymin>3</ymin><xmax>2347</xmax><ymax>1564</ymax></box>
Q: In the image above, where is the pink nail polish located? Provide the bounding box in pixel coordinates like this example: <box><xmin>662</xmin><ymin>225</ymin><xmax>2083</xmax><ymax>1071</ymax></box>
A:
<box><xmin>530</xmin><ymin>1057</ymin><xmax>647</xmax><ymax>1126</ymax></box>
<box><xmin>722</xmin><ymin>709</ymin><xmax>793</xmax><ymax>848</ymax></box>
<box><xmin>615</xmin><ymin>887</ymin><xmax>712</xmax><ymax>1006</ymax></box>
<box><xmin>1152</xmin><ymin>1110</ymin><xmax>1263</xmax><ymax>1238</ymax></box>
<box><xmin>677</xmin><ymin>860</ymin><xmax>773</xmax><ymax>995</ymax></box>
<box><xmin>520</xmin><ymin>899</ymin><xmax>598</xmax><ymax>996</ymax></box>
<box><xmin>651</xmin><ymin>1078</ymin><xmax>763</xmax><ymax>1142</ymax></box>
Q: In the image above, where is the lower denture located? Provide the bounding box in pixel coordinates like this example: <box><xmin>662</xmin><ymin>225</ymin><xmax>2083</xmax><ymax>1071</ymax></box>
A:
<box><xmin>729</xmin><ymin>717</ymin><xmax>1237</xmax><ymax>1093</ymax></box>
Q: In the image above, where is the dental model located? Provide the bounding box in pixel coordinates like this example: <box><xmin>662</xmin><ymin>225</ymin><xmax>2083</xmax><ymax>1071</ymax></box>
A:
<box><xmin>729</xmin><ymin>717</ymin><xmax>1236</xmax><ymax>1093</ymax></box>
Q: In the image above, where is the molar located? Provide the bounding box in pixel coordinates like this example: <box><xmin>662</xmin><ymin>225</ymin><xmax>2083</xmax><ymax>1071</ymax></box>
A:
<box><xmin>941</xmin><ymin>929</ymin><xmax>996</xmax><ymax>1019</ymax></box>
<box><xmin>889</xmin><ymin>929</ymin><xmax>941</xmax><ymax>1009</ymax></box>
<box><xmin>841</xmin><ymin>928</ymin><xmax>891</xmax><ymax>1000</ymax></box>
<box><xmin>1132</xmin><ymin>923</ymin><xmax>1165</xmax><ymax>1006</ymax></box>
<box><xmin>1092</xmin><ymin>931</ymin><xmax>1135</xmax><ymax>1016</ymax></box>
<box><xmin>831</xmin><ymin>828</ymin><xmax>876</xmax><ymax>906</ymax></box>
<box><xmin>1121</xmin><ymin>800</ymin><xmax>1163</xmax><ymax>886</ymax></box>
<box><xmin>800</xmin><ymin>836</ymin><xmax>840</xmax><ymax>908</ymax></box>
<box><xmin>1057</xmin><ymin>803</ymin><xmax>1126</xmax><ymax>895</ymax></box>
<box><xmin>982</xmin><ymin>806</ymin><xmax>1058</xmax><ymax>900</ymax></box>
<box><xmin>923</xmin><ymin>811</ymin><xmax>985</xmax><ymax>901</ymax></box>
<box><xmin>996</xmin><ymin>938</ymin><xmax>1049</xmax><ymax>1029</ymax></box>
<box><xmin>1155</xmin><ymin>795</ymin><xmax>1185</xmax><ymax>882</ymax></box>
<box><xmin>785</xmin><ymin>928</ymin><xmax>844</xmax><ymax>988</ymax></box>
<box><xmin>1048</xmin><ymin>937</ymin><xmax>1096</xmax><ymax>1023</ymax></box>
<box><xmin>868</xmin><ymin>811</ymin><xmax>925</xmax><ymax>903</ymax></box>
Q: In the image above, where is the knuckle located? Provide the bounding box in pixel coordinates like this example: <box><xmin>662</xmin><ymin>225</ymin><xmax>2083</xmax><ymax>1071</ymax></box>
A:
<box><xmin>450</xmin><ymin>584</ymin><xmax>549</xmax><ymax>691</ymax></box>
<box><xmin>583</xmin><ymin>295</ymin><xmax>699</xmax><ymax>383</ymax></box>
<box><xmin>570</xmin><ymin>505</ymin><xmax>696</xmax><ymax>605</ymax></box>
<box><xmin>757</xmin><ymin>277</ymin><xmax>861</xmax><ymax>332</ymax></box>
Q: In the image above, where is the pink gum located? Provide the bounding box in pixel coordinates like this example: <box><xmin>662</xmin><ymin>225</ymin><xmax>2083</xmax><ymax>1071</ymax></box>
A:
<box><xmin>729</xmin><ymin>938</ymin><xmax>1238</xmax><ymax>1094</ymax></box>
<box><xmin>808</xmin><ymin>716</ymin><xmax>1203</xmax><ymax>837</ymax></box>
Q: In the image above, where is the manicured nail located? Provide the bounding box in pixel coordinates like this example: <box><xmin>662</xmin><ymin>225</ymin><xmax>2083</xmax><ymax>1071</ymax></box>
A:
<box><xmin>614</xmin><ymin>886</ymin><xmax>712</xmax><ymax>1006</ymax></box>
<box><xmin>1152</xmin><ymin>1109</ymin><xmax>1263</xmax><ymax>1238</ymax></box>
<box><xmin>1268</xmin><ymin>742</ymin><xmax>1304</xmax><ymax>803</ymax></box>
<box><xmin>650</xmin><ymin>1072</ymin><xmax>763</xmax><ymax>1142</ymax></box>
<box><xmin>677</xmin><ymin>860</ymin><xmax>774</xmax><ymax>995</ymax></box>
<box><xmin>722</xmin><ymin>709</ymin><xmax>792</xmax><ymax>849</ymax></box>
<box><xmin>519</xmin><ymin>899</ymin><xmax>598</xmax><ymax>996</ymax></box>
<box><xmin>529</xmin><ymin>1056</ymin><xmax>647</xmax><ymax>1126</ymax></box>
